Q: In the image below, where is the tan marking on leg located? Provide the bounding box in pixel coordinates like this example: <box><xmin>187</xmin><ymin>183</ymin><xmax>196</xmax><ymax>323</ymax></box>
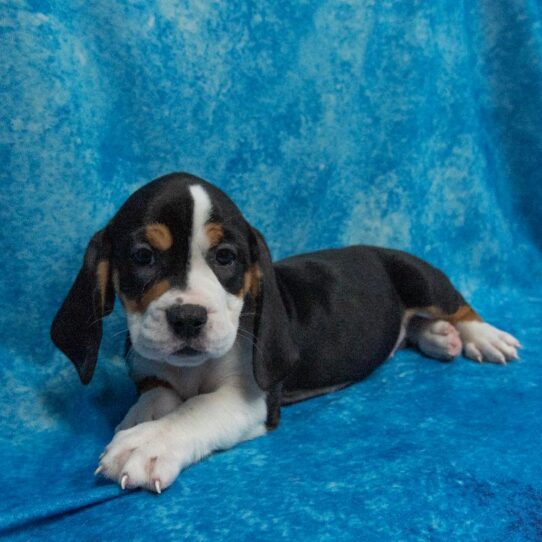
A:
<box><xmin>205</xmin><ymin>223</ymin><xmax>224</xmax><ymax>247</ymax></box>
<box><xmin>145</xmin><ymin>223</ymin><xmax>173</xmax><ymax>251</ymax></box>
<box><xmin>445</xmin><ymin>304</ymin><xmax>482</xmax><ymax>324</ymax></box>
<box><xmin>405</xmin><ymin>304</ymin><xmax>482</xmax><ymax>323</ymax></box>
<box><xmin>96</xmin><ymin>260</ymin><xmax>110</xmax><ymax>310</ymax></box>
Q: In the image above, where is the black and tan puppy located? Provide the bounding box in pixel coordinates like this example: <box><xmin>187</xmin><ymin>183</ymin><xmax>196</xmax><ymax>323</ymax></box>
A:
<box><xmin>51</xmin><ymin>172</ymin><xmax>520</xmax><ymax>493</ymax></box>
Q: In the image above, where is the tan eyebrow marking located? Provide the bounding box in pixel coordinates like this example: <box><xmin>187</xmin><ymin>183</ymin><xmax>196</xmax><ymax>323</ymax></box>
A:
<box><xmin>205</xmin><ymin>222</ymin><xmax>224</xmax><ymax>247</ymax></box>
<box><xmin>145</xmin><ymin>223</ymin><xmax>173</xmax><ymax>251</ymax></box>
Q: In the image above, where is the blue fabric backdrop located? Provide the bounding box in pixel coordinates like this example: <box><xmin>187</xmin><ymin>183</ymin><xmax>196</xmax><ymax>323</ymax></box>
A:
<box><xmin>1</xmin><ymin>1</ymin><xmax>541</xmax><ymax>540</ymax></box>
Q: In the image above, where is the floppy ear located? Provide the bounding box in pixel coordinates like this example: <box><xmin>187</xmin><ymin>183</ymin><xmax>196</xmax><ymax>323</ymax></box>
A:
<box><xmin>249</xmin><ymin>227</ymin><xmax>299</xmax><ymax>391</ymax></box>
<box><xmin>50</xmin><ymin>228</ymin><xmax>115</xmax><ymax>384</ymax></box>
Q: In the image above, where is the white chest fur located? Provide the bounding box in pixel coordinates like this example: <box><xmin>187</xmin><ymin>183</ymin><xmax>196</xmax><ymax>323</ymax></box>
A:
<box><xmin>127</xmin><ymin>337</ymin><xmax>261</xmax><ymax>400</ymax></box>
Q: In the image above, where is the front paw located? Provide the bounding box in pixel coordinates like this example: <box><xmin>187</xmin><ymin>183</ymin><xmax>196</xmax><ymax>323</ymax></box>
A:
<box><xmin>115</xmin><ymin>387</ymin><xmax>183</xmax><ymax>432</ymax></box>
<box><xmin>96</xmin><ymin>420</ymin><xmax>183</xmax><ymax>493</ymax></box>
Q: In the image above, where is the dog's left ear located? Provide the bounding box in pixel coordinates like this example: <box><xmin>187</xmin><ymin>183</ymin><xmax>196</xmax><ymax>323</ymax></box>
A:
<box><xmin>50</xmin><ymin>228</ymin><xmax>115</xmax><ymax>385</ymax></box>
<box><xmin>248</xmin><ymin>227</ymin><xmax>299</xmax><ymax>391</ymax></box>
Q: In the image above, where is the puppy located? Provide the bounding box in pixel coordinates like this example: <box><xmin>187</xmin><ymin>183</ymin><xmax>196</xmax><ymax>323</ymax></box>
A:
<box><xmin>51</xmin><ymin>172</ymin><xmax>520</xmax><ymax>493</ymax></box>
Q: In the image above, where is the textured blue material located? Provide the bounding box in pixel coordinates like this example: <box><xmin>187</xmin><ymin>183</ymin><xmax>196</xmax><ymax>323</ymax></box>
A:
<box><xmin>1</xmin><ymin>1</ymin><xmax>541</xmax><ymax>540</ymax></box>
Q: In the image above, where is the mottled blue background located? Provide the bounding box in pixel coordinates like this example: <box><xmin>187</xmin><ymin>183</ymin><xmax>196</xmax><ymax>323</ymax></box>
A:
<box><xmin>1</xmin><ymin>1</ymin><xmax>541</xmax><ymax>540</ymax></box>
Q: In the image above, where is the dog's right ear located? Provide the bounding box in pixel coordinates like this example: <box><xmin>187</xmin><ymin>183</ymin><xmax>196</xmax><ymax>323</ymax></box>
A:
<box><xmin>248</xmin><ymin>227</ymin><xmax>299</xmax><ymax>391</ymax></box>
<box><xmin>50</xmin><ymin>228</ymin><xmax>115</xmax><ymax>385</ymax></box>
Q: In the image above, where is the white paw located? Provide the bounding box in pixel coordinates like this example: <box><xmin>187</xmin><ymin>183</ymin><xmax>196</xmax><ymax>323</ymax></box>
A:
<box><xmin>115</xmin><ymin>387</ymin><xmax>183</xmax><ymax>432</ymax></box>
<box><xmin>455</xmin><ymin>321</ymin><xmax>521</xmax><ymax>364</ymax></box>
<box><xmin>416</xmin><ymin>319</ymin><xmax>463</xmax><ymax>360</ymax></box>
<box><xmin>96</xmin><ymin>420</ymin><xmax>184</xmax><ymax>493</ymax></box>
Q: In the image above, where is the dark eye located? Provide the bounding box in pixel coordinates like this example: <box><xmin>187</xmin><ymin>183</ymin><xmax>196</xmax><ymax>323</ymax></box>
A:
<box><xmin>215</xmin><ymin>246</ymin><xmax>237</xmax><ymax>266</ymax></box>
<box><xmin>131</xmin><ymin>247</ymin><xmax>155</xmax><ymax>266</ymax></box>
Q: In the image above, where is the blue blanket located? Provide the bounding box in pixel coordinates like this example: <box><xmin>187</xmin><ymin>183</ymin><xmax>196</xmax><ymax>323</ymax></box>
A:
<box><xmin>1</xmin><ymin>1</ymin><xmax>541</xmax><ymax>540</ymax></box>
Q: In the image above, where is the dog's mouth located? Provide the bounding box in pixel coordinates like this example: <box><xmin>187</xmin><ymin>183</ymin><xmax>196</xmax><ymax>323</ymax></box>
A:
<box><xmin>174</xmin><ymin>345</ymin><xmax>204</xmax><ymax>357</ymax></box>
<box><xmin>165</xmin><ymin>344</ymin><xmax>211</xmax><ymax>368</ymax></box>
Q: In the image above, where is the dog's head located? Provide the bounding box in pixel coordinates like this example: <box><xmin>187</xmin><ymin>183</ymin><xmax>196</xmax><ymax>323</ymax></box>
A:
<box><xmin>51</xmin><ymin>172</ymin><xmax>298</xmax><ymax>390</ymax></box>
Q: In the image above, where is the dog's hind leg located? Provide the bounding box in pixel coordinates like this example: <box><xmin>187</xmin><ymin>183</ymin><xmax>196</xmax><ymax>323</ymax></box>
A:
<box><xmin>405</xmin><ymin>307</ymin><xmax>520</xmax><ymax>364</ymax></box>
<box><xmin>406</xmin><ymin>317</ymin><xmax>463</xmax><ymax>360</ymax></box>
<box><xmin>377</xmin><ymin>248</ymin><xmax>520</xmax><ymax>364</ymax></box>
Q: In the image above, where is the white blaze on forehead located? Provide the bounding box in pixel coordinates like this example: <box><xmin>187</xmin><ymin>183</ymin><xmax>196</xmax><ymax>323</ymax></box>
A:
<box><xmin>189</xmin><ymin>184</ymin><xmax>212</xmax><ymax>253</ymax></box>
<box><xmin>188</xmin><ymin>184</ymin><xmax>215</xmax><ymax>289</ymax></box>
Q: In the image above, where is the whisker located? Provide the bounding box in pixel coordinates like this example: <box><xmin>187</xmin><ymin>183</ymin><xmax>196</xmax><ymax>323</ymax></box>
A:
<box><xmin>237</xmin><ymin>325</ymin><xmax>257</xmax><ymax>339</ymax></box>
<box><xmin>112</xmin><ymin>327</ymin><xmax>129</xmax><ymax>338</ymax></box>
<box><xmin>139</xmin><ymin>276</ymin><xmax>155</xmax><ymax>297</ymax></box>
<box><xmin>88</xmin><ymin>314</ymin><xmax>106</xmax><ymax>327</ymax></box>
<box><xmin>236</xmin><ymin>328</ymin><xmax>266</xmax><ymax>358</ymax></box>
<box><xmin>124</xmin><ymin>346</ymin><xmax>136</xmax><ymax>361</ymax></box>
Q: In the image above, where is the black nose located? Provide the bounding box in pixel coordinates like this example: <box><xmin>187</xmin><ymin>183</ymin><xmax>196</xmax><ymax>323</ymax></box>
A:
<box><xmin>166</xmin><ymin>304</ymin><xmax>208</xmax><ymax>339</ymax></box>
